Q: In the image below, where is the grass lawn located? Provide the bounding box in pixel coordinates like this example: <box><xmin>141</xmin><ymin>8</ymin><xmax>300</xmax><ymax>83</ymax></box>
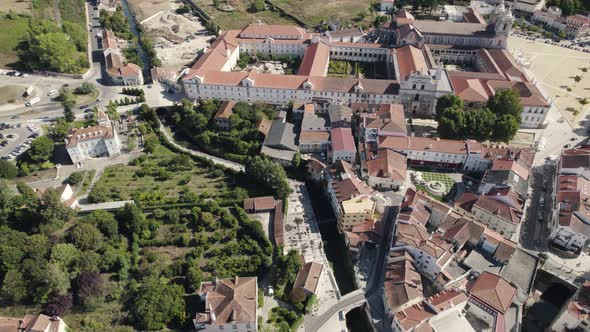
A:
<box><xmin>75</xmin><ymin>89</ymin><xmax>100</xmax><ymax>106</ymax></box>
<box><xmin>269</xmin><ymin>0</ymin><xmax>375</xmax><ymax>28</ymax></box>
<box><xmin>192</xmin><ymin>0</ymin><xmax>295</xmax><ymax>30</ymax></box>
<box><xmin>0</xmin><ymin>14</ymin><xmax>31</xmax><ymax>69</ymax></box>
<box><xmin>327</xmin><ymin>60</ymin><xmax>388</xmax><ymax>79</ymax></box>
<box><xmin>91</xmin><ymin>144</ymin><xmax>229</xmax><ymax>202</ymax></box>
<box><xmin>58</xmin><ymin>0</ymin><xmax>86</xmax><ymax>25</ymax></box>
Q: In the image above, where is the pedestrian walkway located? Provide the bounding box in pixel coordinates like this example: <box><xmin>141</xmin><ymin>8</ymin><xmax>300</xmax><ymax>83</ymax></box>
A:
<box><xmin>158</xmin><ymin>123</ymin><xmax>244</xmax><ymax>172</ymax></box>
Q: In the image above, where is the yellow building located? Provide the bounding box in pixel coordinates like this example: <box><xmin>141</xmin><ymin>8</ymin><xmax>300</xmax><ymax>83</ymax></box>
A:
<box><xmin>340</xmin><ymin>195</ymin><xmax>375</xmax><ymax>230</ymax></box>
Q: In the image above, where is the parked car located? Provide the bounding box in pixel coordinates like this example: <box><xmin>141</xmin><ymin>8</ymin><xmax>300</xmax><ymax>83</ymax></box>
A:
<box><xmin>6</xmin><ymin>134</ymin><xmax>14</xmax><ymax>139</ymax></box>
<box><xmin>79</xmin><ymin>104</ymin><xmax>89</xmax><ymax>110</ymax></box>
<box><xmin>564</xmin><ymin>143</ymin><xmax>572</xmax><ymax>148</ymax></box>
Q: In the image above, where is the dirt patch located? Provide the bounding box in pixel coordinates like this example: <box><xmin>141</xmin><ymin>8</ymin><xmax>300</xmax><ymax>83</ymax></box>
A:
<box><xmin>0</xmin><ymin>0</ymin><xmax>31</xmax><ymax>13</ymax></box>
<box><xmin>142</xmin><ymin>9</ymin><xmax>213</xmax><ymax>72</ymax></box>
<box><xmin>0</xmin><ymin>85</ymin><xmax>24</xmax><ymax>105</ymax></box>
<box><xmin>127</xmin><ymin>0</ymin><xmax>173</xmax><ymax>22</ymax></box>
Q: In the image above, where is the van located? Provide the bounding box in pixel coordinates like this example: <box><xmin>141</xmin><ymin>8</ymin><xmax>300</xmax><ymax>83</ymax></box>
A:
<box><xmin>47</xmin><ymin>89</ymin><xmax>58</xmax><ymax>97</ymax></box>
<box><xmin>25</xmin><ymin>96</ymin><xmax>40</xmax><ymax>107</ymax></box>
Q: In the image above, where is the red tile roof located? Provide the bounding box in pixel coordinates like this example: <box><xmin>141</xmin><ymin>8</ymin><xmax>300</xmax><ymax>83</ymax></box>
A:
<box><xmin>364</xmin><ymin>148</ymin><xmax>407</xmax><ymax>181</ymax></box>
<box><xmin>293</xmin><ymin>262</ymin><xmax>323</xmax><ymax>294</ymax></box>
<box><xmin>468</xmin><ymin>272</ymin><xmax>516</xmax><ymax>313</ymax></box>
<box><xmin>380</xmin><ymin>136</ymin><xmax>482</xmax><ymax>156</ymax></box>
<box><xmin>298</xmin><ymin>42</ymin><xmax>330</xmax><ymax>76</ymax></box>
<box><xmin>243</xmin><ymin>196</ymin><xmax>276</xmax><ymax>211</ymax></box>
<box><xmin>239</xmin><ymin>24</ymin><xmax>306</xmax><ymax>39</ymax></box>
<box><xmin>396</xmin><ymin>45</ymin><xmax>429</xmax><ymax>80</ymax></box>
<box><xmin>66</xmin><ymin>125</ymin><xmax>114</xmax><ymax>147</ymax></box>
<box><xmin>214</xmin><ymin>100</ymin><xmax>236</xmax><ymax>120</ymax></box>
<box><xmin>384</xmin><ymin>256</ymin><xmax>424</xmax><ymax>310</ymax></box>
<box><xmin>474</xmin><ymin>195</ymin><xmax>522</xmax><ymax>224</ymax></box>
<box><xmin>300</xmin><ymin>131</ymin><xmax>331</xmax><ymax>142</ymax></box>
<box><xmin>196</xmin><ymin>277</ymin><xmax>257</xmax><ymax>325</ymax></box>
<box><xmin>331</xmin><ymin>127</ymin><xmax>356</xmax><ymax>152</ymax></box>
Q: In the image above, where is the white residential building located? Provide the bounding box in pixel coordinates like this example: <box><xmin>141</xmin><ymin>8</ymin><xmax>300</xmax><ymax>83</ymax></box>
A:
<box><xmin>66</xmin><ymin>111</ymin><xmax>121</xmax><ymax>164</ymax></box>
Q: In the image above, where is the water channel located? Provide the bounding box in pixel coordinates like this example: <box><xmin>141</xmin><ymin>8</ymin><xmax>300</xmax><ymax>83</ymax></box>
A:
<box><xmin>119</xmin><ymin>0</ymin><xmax>152</xmax><ymax>82</ymax></box>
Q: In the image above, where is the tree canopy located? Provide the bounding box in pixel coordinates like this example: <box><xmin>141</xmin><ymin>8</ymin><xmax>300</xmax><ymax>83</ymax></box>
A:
<box><xmin>245</xmin><ymin>156</ymin><xmax>291</xmax><ymax>199</ymax></box>
<box><xmin>127</xmin><ymin>277</ymin><xmax>186</xmax><ymax>330</ymax></box>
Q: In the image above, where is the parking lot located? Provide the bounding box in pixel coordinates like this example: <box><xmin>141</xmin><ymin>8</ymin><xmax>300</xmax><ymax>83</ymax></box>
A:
<box><xmin>0</xmin><ymin>122</ymin><xmax>41</xmax><ymax>159</ymax></box>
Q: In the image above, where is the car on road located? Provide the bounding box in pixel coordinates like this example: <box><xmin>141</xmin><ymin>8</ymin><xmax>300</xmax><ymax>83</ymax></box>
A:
<box><xmin>6</xmin><ymin>134</ymin><xmax>14</xmax><ymax>139</ymax></box>
<box><xmin>79</xmin><ymin>105</ymin><xmax>89</xmax><ymax>110</ymax></box>
<box><xmin>48</xmin><ymin>89</ymin><xmax>58</xmax><ymax>97</ymax></box>
<box><xmin>10</xmin><ymin>115</ymin><xmax>19</xmax><ymax>119</ymax></box>
<box><xmin>21</xmin><ymin>73</ymin><xmax>29</xmax><ymax>78</ymax></box>
<box><xmin>62</xmin><ymin>83</ymin><xmax>69</xmax><ymax>87</ymax></box>
<box><xmin>564</xmin><ymin>144</ymin><xmax>572</xmax><ymax>148</ymax></box>
<box><xmin>571</xmin><ymin>137</ymin><xmax>577</xmax><ymax>141</ymax></box>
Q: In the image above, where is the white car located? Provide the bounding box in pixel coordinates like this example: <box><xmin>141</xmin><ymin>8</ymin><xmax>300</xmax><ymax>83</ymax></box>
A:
<box><xmin>21</xmin><ymin>74</ymin><xmax>29</xmax><ymax>78</ymax></box>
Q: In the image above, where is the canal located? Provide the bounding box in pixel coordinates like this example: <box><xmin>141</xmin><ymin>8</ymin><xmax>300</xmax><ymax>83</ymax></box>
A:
<box><xmin>306</xmin><ymin>181</ymin><xmax>374</xmax><ymax>332</ymax></box>
<box><xmin>119</xmin><ymin>0</ymin><xmax>152</xmax><ymax>82</ymax></box>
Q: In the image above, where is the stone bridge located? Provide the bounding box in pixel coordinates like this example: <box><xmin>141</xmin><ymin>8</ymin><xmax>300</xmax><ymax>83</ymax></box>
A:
<box><xmin>304</xmin><ymin>289</ymin><xmax>368</xmax><ymax>332</ymax></box>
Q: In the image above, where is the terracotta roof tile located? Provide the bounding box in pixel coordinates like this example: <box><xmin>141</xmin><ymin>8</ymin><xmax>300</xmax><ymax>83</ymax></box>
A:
<box><xmin>196</xmin><ymin>277</ymin><xmax>257</xmax><ymax>325</ymax></box>
<box><xmin>468</xmin><ymin>272</ymin><xmax>516</xmax><ymax>313</ymax></box>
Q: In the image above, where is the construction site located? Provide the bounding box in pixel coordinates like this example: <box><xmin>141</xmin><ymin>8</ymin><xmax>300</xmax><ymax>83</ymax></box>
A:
<box><xmin>132</xmin><ymin>0</ymin><xmax>214</xmax><ymax>73</ymax></box>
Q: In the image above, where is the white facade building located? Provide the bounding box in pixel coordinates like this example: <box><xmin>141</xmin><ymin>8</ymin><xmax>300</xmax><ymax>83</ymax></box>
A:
<box><xmin>66</xmin><ymin>111</ymin><xmax>121</xmax><ymax>164</ymax></box>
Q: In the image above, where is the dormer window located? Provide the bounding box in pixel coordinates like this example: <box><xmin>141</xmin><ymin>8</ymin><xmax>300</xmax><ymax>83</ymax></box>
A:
<box><xmin>242</xmin><ymin>77</ymin><xmax>254</xmax><ymax>87</ymax></box>
<box><xmin>303</xmin><ymin>80</ymin><xmax>313</xmax><ymax>90</ymax></box>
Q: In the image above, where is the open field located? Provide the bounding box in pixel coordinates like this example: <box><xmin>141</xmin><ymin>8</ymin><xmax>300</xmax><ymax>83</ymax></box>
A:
<box><xmin>507</xmin><ymin>36</ymin><xmax>590</xmax><ymax>128</ymax></box>
<box><xmin>193</xmin><ymin>0</ymin><xmax>295</xmax><ymax>30</ymax></box>
<box><xmin>0</xmin><ymin>13</ymin><xmax>31</xmax><ymax>68</ymax></box>
<box><xmin>269</xmin><ymin>0</ymin><xmax>375</xmax><ymax>27</ymax></box>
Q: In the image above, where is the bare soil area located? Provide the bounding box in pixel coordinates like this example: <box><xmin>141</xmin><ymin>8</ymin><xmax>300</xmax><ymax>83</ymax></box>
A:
<box><xmin>128</xmin><ymin>0</ymin><xmax>175</xmax><ymax>22</ymax></box>
<box><xmin>0</xmin><ymin>85</ymin><xmax>25</xmax><ymax>105</ymax></box>
<box><xmin>0</xmin><ymin>0</ymin><xmax>30</xmax><ymax>13</ymax></box>
<box><xmin>142</xmin><ymin>9</ymin><xmax>213</xmax><ymax>72</ymax></box>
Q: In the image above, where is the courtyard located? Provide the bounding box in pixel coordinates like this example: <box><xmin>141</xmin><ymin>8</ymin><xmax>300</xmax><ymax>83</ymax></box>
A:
<box><xmin>328</xmin><ymin>60</ymin><xmax>388</xmax><ymax>79</ymax></box>
<box><xmin>411</xmin><ymin>171</ymin><xmax>458</xmax><ymax>202</ymax></box>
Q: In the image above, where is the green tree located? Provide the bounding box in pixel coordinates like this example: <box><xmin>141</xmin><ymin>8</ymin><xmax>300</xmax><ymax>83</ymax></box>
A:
<box><xmin>249</xmin><ymin>0</ymin><xmax>266</xmax><ymax>12</ymax></box>
<box><xmin>75</xmin><ymin>82</ymin><xmax>96</xmax><ymax>95</ymax></box>
<box><xmin>84</xmin><ymin>210</ymin><xmax>119</xmax><ymax>239</ymax></box>
<box><xmin>128</xmin><ymin>277</ymin><xmax>187</xmax><ymax>330</ymax></box>
<box><xmin>0</xmin><ymin>160</ymin><xmax>18</xmax><ymax>179</ymax></box>
<box><xmin>292</xmin><ymin>152</ymin><xmax>301</xmax><ymax>168</ymax></box>
<box><xmin>28</xmin><ymin>136</ymin><xmax>55</xmax><ymax>162</ymax></box>
<box><xmin>464</xmin><ymin>108</ymin><xmax>496</xmax><ymax>141</ymax></box>
<box><xmin>487</xmin><ymin>89</ymin><xmax>523</xmax><ymax>120</ymax></box>
<box><xmin>62</xmin><ymin>21</ymin><xmax>87</xmax><ymax>52</ymax></box>
<box><xmin>435</xmin><ymin>94</ymin><xmax>464</xmax><ymax>119</ymax></box>
<box><xmin>245</xmin><ymin>156</ymin><xmax>291</xmax><ymax>199</ymax></box>
<box><xmin>64</xmin><ymin>105</ymin><xmax>75</xmax><ymax>123</ymax></box>
<box><xmin>46</xmin><ymin>263</ymin><xmax>71</xmax><ymax>296</ymax></box>
<box><xmin>50</xmin><ymin>243</ymin><xmax>81</xmax><ymax>272</ymax></box>
<box><xmin>70</xmin><ymin>223</ymin><xmax>104</xmax><ymax>251</ymax></box>
<box><xmin>49</xmin><ymin>118</ymin><xmax>71</xmax><ymax>142</ymax></box>
<box><xmin>491</xmin><ymin>114</ymin><xmax>520</xmax><ymax>143</ymax></box>
<box><xmin>437</xmin><ymin>107</ymin><xmax>466</xmax><ymax>139</ymax></box>
<box><xmin>39</xmin><ymin>188</ymin><xmax>74</xmax><ymax>231</ymax></box>
<box><xmin>1</xmin><ymin>269</ymin><xmax>28</xmax><ymax>303</ymax></box>
<box><xmin>67</xmin><ymin>171</ymin><xmax>85</xmax><ymax>185</ymax></box>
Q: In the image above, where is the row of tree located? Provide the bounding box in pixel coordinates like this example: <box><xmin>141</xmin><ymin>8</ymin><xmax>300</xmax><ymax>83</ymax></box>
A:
<box><xmin>435</xmin><ymin>90</ymin><xmax>523</xmax><ymax>143</ymax></box>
